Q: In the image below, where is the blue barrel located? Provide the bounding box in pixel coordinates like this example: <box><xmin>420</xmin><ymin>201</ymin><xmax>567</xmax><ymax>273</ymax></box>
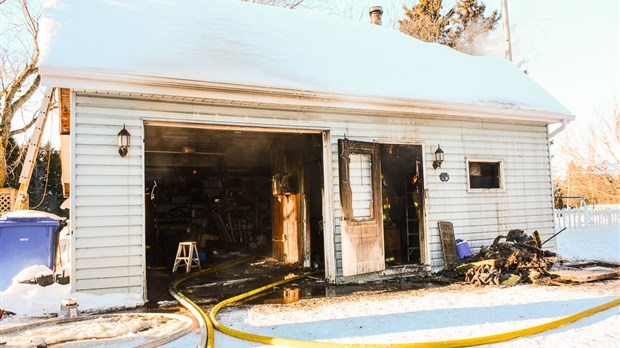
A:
<box><xmin>0</xmin><ymin>215</ymin><xmax>63</xmax><ymax>291</ymax></box>
<box><xmin>456</xmin><ymin>240</ymin><xmax>472</xmax><ymax>260</ymax></box>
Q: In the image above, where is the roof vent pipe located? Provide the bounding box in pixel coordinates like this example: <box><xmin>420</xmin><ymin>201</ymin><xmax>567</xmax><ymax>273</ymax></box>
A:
<box><xmin>369</xmin><ymin>6</ymin><xmax>383</xmax><ymax>25</ymax></box>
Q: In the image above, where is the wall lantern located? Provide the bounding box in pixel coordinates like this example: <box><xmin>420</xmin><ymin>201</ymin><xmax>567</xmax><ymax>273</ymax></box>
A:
<box><xmin>432</xmin><ymin>144</ymin><xmax>444</xmax><ymax>169</ymax></box>
<box><xmin>117</xmin><ymin>124</ymin><xmax>131</xmax><ymax>157</ymax></box>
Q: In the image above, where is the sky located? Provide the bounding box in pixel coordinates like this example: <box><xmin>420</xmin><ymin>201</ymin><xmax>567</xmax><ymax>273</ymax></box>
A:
<box><xmin>309</xmin><ymin>0</ymin><xmax>618</xmax><ymax>128</ymax></box>
<box><xmin>499</xmin><ymin>0</ymin><xmax>619</xmax><ymax>130</ymax></box>
<box><xmin>479</xmin><ymin>0</ymin><xmax>619</xmax><ymax>170</ymax></box>
<box><xmin>300</xmin><ymin>0</ymin><xmax>618</xmax><ymax>173</ymax></box>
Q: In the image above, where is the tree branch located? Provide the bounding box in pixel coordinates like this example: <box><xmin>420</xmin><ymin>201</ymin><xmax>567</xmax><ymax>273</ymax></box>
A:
<box><xmin>2</xmin><ymin>0</ymin><xmax>40</xmax><ymax>124</ymax></box>
<box><xmin>21</xmin><ymin>0</ymin><xmax>39</xmax><ymax>44</ymax></box>
<box><xmin>289</xmin><ymin>0</ymin><xmax>304</xmax><ymax>9</ymax></box>
<box><xmin>2</xmin><ymin>65</ymin><xmax>38</xmax><ymax>123</ymax></box>
<box><xmin>10</xmin><ymin>102</ymin><xmax>58</xmax><ymax>138</ymax></box>
<box><xmin>9</xmin><ymin>72</ymin><xmax>40</xmax><ymax>116</ymax></box>
<box><xmin>9</xmin><ymin>102</ymin><xmax>57</xmax><ymax>138</ymax></box>
<box><xmin>10</xmin><ymin>112</ymin><xmax>38</xmax><ymax>137</ymax></box>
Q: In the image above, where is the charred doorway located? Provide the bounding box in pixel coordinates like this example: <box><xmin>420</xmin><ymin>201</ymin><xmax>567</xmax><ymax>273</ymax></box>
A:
<box><xmin>380</xmin><ymin>144</ymin><xmax>425</xmax><ymax>265</ymax></box>
<box><xmin>144</xmin><ymin>123</ymin><xmax>324</xmax><ymax>295</ymax></box>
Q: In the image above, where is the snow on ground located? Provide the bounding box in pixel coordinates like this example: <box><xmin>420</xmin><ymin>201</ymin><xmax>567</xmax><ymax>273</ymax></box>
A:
<box><xmin>2</xmin><ymin>226</ymin><xmax>619</xmax><ymax>347</ymax></box>
<box><xmin>556</xmin><ymin>226</ymin><xmax>620</xmax><ymax>262</ymax></box>
<box><xmin>212</xmin><ymin>282</ymin><xmax>619</xmax><ymax>348</ymax></box>
<box><xmin>1</xmin><ymin>313</ymin><xmax>193</xmax><ymax>347</ymax></box>
<box><xmin>0</xmin><ymin>265</ymin><xmax>142</xmax><ymax>322</ymax></box>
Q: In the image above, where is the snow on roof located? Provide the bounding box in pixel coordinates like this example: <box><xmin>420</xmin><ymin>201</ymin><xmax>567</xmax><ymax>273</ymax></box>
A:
<box><xmin>39</xmin><ymin>0</ymin><xmax>571</xmax><ymax>116</ymax></box>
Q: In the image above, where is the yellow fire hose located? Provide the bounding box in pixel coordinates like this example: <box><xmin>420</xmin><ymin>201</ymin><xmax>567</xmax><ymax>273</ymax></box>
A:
<box><xmin>171</xmin><ymin>258</ymin><xmax>619</xmax><ymax>347</ymax></box>
<box><xmin>169</xmin><ymin>254</ymin><xmax>258</xmax><ymax>348</ymax></box>
<box><xmin>209</xmin><ymin>274</ymin><xmax>620</xmax><ymax>348</ymax></box>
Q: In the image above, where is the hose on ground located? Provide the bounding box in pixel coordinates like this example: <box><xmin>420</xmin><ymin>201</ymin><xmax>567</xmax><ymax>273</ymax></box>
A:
<box><xmin>168</xmin><ymin>254</ymin><xmax>257</xmax><ymax>348</ymax></box>
<box><xmin>210</xmin><ymin>276</ymin><xmax>620</xmax><ymax>347</ymax></box>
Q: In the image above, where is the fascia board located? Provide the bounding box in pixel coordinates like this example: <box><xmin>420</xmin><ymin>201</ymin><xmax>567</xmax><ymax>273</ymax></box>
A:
<box><xmin>40</xmin><ymin>67</ymin><xmax>575</xmax><ymax>124</ymax></box>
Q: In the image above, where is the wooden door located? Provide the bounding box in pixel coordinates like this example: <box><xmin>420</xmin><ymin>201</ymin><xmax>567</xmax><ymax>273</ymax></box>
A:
<box><xmin>271</xmin><ymin>147</ymin><xmax>302</xmax><ymax>264</ymax></box>
<box><xmin>338</xmin><ymin>139</ymin><xmax>384</xmax><ymax>276</ymax></box>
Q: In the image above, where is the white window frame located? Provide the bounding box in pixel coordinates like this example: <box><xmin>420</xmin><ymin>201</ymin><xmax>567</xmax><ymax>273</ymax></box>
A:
<box><xmin>466</xmin><ymin>158</ymin><xmax>505</xmax><ymax>192</ymax></box>
<box><xmin>349</xmin><ymin>153</ymin><xmax>373</xmax><ymax>220</ymax></box>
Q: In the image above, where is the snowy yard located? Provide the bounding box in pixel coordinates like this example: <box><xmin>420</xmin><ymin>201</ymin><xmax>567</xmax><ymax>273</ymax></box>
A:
<box><xmin>165</xmin><ymin>224</ymin><xmax>620</xmax><ymax>347</ymax></box>
<box><xmin>1</xmin><ymin>225</ymin><xmax>619</xmax><ymax>347</ymax></box>
<box><xmin>556</xmin><ymin>226</ymin><xmax>620</xmax><ymax>263</ymax></box>
<box><xmin>210</xmin><ymin>282</ymin><xmax>619</xmax><ymax>348</ymax></box>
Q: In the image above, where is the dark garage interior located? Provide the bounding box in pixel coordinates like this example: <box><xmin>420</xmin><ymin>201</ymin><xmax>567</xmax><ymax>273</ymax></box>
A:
<box><xmin>143</xmin><ymin>123</ymin><xmax>325</xmax><ymax>299</ymax></box>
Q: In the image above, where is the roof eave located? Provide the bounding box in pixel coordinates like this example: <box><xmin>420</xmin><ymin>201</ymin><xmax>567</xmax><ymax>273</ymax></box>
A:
<box><xmin>40</xmin><ymin>66</ymin><xmax>575</xmax><ymax>124</ymax></box>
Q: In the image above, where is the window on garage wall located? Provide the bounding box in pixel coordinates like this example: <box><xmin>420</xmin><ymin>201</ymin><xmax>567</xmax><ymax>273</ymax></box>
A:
<box><xmin>349</xmin><ymin>153</ymin><xmax>373</xmax><ymax>219</ymax></box>
<box><xmin>467</xmin><ymin>159</ymin><xmax>504</xmax><ymax>191</ymax></box>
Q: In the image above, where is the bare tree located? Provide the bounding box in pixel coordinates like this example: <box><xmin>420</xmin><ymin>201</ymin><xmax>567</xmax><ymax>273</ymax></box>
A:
<box><xmin>242</xmin><ymin>0</ymin><xmax>306</xmax><ymax>9</ymax></box>
<box><xmin>555</xmin><ymin>107</ymin><xmax>620</xmax><ymax>205</ymax></box>
<box><xmin>0</xmin><ymin>0</ymin><xmax>41</xmax><ymax>187</ymax></box>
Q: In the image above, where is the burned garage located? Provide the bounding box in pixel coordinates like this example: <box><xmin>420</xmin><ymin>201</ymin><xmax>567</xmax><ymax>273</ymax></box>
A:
<box><xmin>38</xmin><ymin>0</ymin><xmax>574</xmax><ymax>299</ymax></box>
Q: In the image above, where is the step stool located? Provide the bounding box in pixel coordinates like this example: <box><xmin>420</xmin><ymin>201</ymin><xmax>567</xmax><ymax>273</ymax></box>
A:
<box><xmin>172</xmin><ymin>242</ymin><xmax>201</xmax><ymax>273</ymax></box>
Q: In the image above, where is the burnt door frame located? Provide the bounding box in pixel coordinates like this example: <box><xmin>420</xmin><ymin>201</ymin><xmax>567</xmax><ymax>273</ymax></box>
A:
<box><xmin>338</xmin><ymin>139</ymin><xmax>385</xmax><ymax>277</ymax></box>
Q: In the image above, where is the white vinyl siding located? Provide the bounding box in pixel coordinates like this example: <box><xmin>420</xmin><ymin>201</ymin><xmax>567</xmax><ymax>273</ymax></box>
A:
<box><xmin>72</xmin><ymin>91</ymin><xmax>555</xmax><ymax>291</ymax></box>
<box><xmin>423</xmin><ymin>130</ymin><xmax>554</xmax><ymax>265</ymax></box>
<box><xmin>73</xmin><ymin>93</ymin><xmax>144</xmax><ymax>295</ymax></box>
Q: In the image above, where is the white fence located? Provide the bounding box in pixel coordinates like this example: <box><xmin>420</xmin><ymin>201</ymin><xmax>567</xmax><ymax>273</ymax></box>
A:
<box><xmin>554</xmin><ymin>205</ymin><xmax>620</xmax><ymax>230</ymax></box>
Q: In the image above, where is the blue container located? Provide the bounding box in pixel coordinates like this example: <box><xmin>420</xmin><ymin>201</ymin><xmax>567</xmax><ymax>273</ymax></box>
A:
<box><xmin>0</xmin><ymin>216</ymin><xmax>62</xmax><ymax>291</ymax></box>
<box><xmin>456</xmin><ymin>240</ymin><xmax>472</xmax><ymax>260</ymax></box>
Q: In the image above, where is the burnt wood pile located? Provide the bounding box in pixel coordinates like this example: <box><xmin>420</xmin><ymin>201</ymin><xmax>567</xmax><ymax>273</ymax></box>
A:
<box><xmin>464</xmin><ymin>264</ymin><xmax>502</xmax><ymax>286</ymax></box>
<box><xmin>462</xmin><ymin>229</ymin><xmax>557</xmax><ymax>286</ymax></box>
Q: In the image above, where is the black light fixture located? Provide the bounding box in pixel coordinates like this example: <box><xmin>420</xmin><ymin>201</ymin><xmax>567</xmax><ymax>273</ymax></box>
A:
<box><xmin>117</xmin><ymin>124</ymin><xmax>131</xmax><ymax>157</ymax></box>
<box><xmin>433</xmin><ymin>144</ymin><xmax>444</xmax><ymax>169</ymax></box>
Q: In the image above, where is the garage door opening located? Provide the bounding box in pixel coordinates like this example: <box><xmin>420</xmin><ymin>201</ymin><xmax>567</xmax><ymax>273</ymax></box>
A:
<box><xmin>144</xmin><ymin>123</ymin><xmax>325</xmax><ymax>298</ymax></box>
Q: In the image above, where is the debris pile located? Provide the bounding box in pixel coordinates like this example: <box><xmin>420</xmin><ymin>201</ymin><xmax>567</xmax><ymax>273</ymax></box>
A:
<box><xmin>464</xmin><ymin>264</ymin><xmax>501</xmax><ymax>286</ymax></box>
<box><xmin>458</xmin><ymin>229</ymin><xmax>557</xmax><ymax>286</ymax></box>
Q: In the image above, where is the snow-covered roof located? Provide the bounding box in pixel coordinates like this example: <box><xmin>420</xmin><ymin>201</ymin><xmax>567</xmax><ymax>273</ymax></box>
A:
<box><xmin>39</xmin><ymin>0</ymin><xmax>572</xmax><ymax>119</ymax></box>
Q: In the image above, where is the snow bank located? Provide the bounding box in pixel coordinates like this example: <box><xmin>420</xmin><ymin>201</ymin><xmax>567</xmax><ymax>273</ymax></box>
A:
<box><xmin>38</xmin><ymin>0</ymin><xmax>570</xmax><ymax>115</ymax></box>
<box><xmin>1</xmin><ymin>210</ymin><xmax>64</xmax><ymax>221</ymax></box>
<box><xmin>556</xmin><ymin>226</ymin><xmax>620</xmax><ymax>262</ymax></box>
<box><xmin>0</xmin><ymin>266</ymin><xmax>142</xmax><ymax>319</ymax></box>
<box><xmin>2</xmin><ymin>313</ymin><xmax>194</xmax><ymax>347</ymax></box>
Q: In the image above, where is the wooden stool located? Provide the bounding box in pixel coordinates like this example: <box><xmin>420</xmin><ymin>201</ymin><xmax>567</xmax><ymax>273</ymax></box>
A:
<box><xmin>172</xmin><ymin>242</ymin><xmax>201</xmax><ymax>272</ymax></box>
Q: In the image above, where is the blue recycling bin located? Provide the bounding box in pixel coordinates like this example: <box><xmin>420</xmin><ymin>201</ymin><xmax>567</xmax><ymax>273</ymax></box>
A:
<box><xmin>0</xmin><ymin>214</ymin><xmax>63</xmax><ymax>291</ymax></box>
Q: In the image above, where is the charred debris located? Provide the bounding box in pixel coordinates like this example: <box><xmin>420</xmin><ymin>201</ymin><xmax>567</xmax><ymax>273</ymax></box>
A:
<box><xmin>448</xmin><ymin>229</ymin><xmax>619</xmax><ymax>286</ymax></box>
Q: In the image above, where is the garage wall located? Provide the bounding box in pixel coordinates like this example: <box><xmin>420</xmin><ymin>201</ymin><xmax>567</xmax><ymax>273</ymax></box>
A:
<box><xmin>73</xmin><ymin>93</ymin><xmax>144</xmax><ymax>295</ymax></box>
<box><xmin>421</xmin><ymin>126</ymin><xmax>555</xmax><ymax>266</ymax></box>
<box><xmin>73</xmin><ymin>91</ymin><xmax>555</xmax><ymax>292</ymax></box>
<box><xmin>328</xmin><ymin>119</ymin><xmax>554</xmax><ymax>276</ymax></box>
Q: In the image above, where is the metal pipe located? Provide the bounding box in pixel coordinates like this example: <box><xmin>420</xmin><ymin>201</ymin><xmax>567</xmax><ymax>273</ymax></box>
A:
<box><xmin>549</xmin><ymin>119</ymin><xmax>568</xmax><ymax>138</ymax></box>
<box><xmin>369</xmin><ymin>6</ymin><xmax>383</xmax><ymax>26</ymax></box>
<box><xmin>541</xmin><ymin>227</ymin><xmax>568</xmax><ymax>246</ymax></box>
<box><xmin>501</xmin><ymin>0</ymin><xmax>513</xmax><ymax>61</ymax></box>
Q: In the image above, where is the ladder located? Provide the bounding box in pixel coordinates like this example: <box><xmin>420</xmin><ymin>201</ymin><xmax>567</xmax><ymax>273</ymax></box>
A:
<box><xmin>403</xmin><ymin>159</ymin><xmax>422</xmax><ymax>263</ymax></box>
<box><xmin>13</xmin><ymin>87</ymin><xmax>56</xmax><ymax>211</ymax></box>
<box><xmin>403</xmin><ymin>182</ymin><xmax>420</xmax><ymax>263</ymax></box>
